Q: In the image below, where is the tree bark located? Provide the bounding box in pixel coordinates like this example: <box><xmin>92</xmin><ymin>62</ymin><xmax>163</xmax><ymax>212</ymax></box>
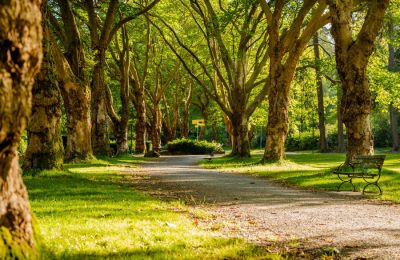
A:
<box><xmin>262</xmin><ymin>1</ymin><xmax>329</xmax><ymax>161</ymax></box>
<box><xmin>180</xmin><ymin>79</ymin><xmax>193</xmax><ymax>139</ymax></box>
<box><xmin>0</xmin><ymin>0</ymin><xmax>42</xmax><ymax>251</ymax></box>
<box><xmin>211</xmin><ymin>123</ymin><xmax>218</xmax><ymax>142</ymax></box>
<box><xmin>54</xmin><ymin>0</ymin><xmax>93</xmax><ymax>161</ymax></box>
<box><xmin>25</xmin><ymin>38</ymin><xmax>63</xmax><ymax>169</ymax></box>
<box><xmin>328</xmin><ymin>0</ymin><xmax>388</xmax><ymax>161</ymax></box>
<box><xmin>91</xmin><ymin>50</ymin><xmax>110</xmax><ymax>156</ymax></box>
<box><xmin>389</xmin><ymin>104</ymin><xmax>399</xmax><ymax>152</ymax></box>
<box><xmin>337</xmin><ymin>87</ymin><xmax>346</xmax><ymax>152</ymax></box>
<box><xmin>150</xmin><ymin>105</ymin><xmax>162</xmax><ymax>152</ymax></box>
<box><xmin>133</xmin><ymin>87</ymin><xmax>147</xmax><ymax>153</ymax></box>
<box><xmin>230</xmin><ymin>115</ymin><xmax>250</xmax><ymax>157</ymax></box>
<box><xmin>313</xmin><ymin>33</ymin><xmax>328</xmax><ymax>153</ymax></box>
<box><xmin>106</xmin><ymin>26</ymin><xmax>131</xmax><ymax>155</ymax></box>
<box><xmin>264</xmin><ymin>80</ymin><xmax>290</xmax><ymax>161</ymax></box>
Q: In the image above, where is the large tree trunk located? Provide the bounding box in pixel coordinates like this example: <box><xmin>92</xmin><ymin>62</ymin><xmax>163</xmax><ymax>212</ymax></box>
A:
<box><xmin>55</xmin><ymin>0</ymin><xmax>93</xmax><ymax>161</ymax></box>
<box><xmin>313</xmin><ymin>33</ymin><xmax>328</xmax><ymax>153</ymax></box>
<box><xmin>329</xmin><ymin>0</ymin><xmax>388</xmax><ymax>161</ymax></box>
<box><xmin>113</xmin><ymin>124</ymin><xmax>129</xmax><ymax>154</ymax></box>
<box><xmin>134</xmin><ymin>89</ymin><xmax>147</xmax><ymax>153</ymax></box>
<box><xmin>230</xmin><ymin>114</ymin><xmax>250</xmax><ymax>157</ymax></box>
<box><xmin>264</xmin><ymin>83</ymin><xmax>289</xmax><ymax>161</ymax></box>
<box><xmin>25</xmin><ymin>44</ymin><xmax>63</xmax><ymax>169</ymax></box>
<box><xmin>0</xmin><ymin>0</ymin><xmax>42</xmax><ymax>252</ymax></box>
<box><xmin>60</xmin><ymin>82</ymin><xmax>92</xmax><ymax>160</ymax></box>
<box><xmin>91</xmin><ymin>50</ymin><xmax>110</xmax><ymax>156</ymax></box>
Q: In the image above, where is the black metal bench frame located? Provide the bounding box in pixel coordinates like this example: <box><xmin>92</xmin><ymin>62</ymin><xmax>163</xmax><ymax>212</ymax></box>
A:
<box><xmin>332</xmin><ymin>155</ymin><xmax>385</xmax><ymax>195</ymax></box>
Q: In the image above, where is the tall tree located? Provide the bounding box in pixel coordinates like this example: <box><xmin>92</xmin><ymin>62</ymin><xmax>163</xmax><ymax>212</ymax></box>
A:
<box><xmin>0</xmin><ymin>0</ymin><xmax>42</xmax><ymax>252</ymax></box>
<box><xmin>106</xmin><ymin>24</ymin><xmax>131</xmax><ymax>155</ymax></box>
<box><xmin>25</xmin><ymin>23</ymin><xmax>64</xmax><ymax>170</ymax></box>
<box><xmin>180</xmin><ymin>78</ymin><xmax>194</xmax><ymax>139</ymax></box>
<box><xmin>151</xmin><ymin>0</ymin><xmax>270</xmax><ymax>157</ymax></box>
<box><xmin>313</xmin><ymin>32</ymin><xmax>328</xmax><ymax>153</ymax></box>
<box><xmin>129</xmin><ymin>18</ymin><xmax>152</xmax><ymax>154</ymax></box>
<box><xmin>84</xmin><ymin>0</ymin><xmax>160</xmax><ymax>155</ymax></box>
<box><xmin>328</xmin><ymin>0</ymin><xmax>389</xmax><ymax>161</ymax></box>
<box><xmin>49</xmin><ymin>0</ymin><xmax>93</xmax><ymax>161</ymax></box>
<box><xmin>260</xmin><ymin>0</ymin><xmax>329</xmax><ymax>161</ymax></box>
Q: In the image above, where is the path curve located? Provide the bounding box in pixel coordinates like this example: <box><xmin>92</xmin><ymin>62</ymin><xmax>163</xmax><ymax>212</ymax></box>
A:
<box><xmin>138</xmin><ymin>155</ymin><xmax>400</xmax><ymax>259</ymax></box>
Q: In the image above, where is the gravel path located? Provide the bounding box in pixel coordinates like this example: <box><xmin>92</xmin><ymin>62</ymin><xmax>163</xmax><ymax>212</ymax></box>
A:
<box><xmin>136</xmin><ymin>155</ymin><xmax>400</xmax><ymax>259</ymax></box>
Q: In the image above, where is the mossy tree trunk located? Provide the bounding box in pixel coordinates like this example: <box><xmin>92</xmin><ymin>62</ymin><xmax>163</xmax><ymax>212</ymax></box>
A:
<box><xmin>328</xmin><ymin>0</ymin><xmax>389</xmax><ymax>162</ymax></box>
<box><xmin>0</xmin><ymin>0</ymin><xmax>42</xmax><ymax>252</ymax></box>
<box><xmin>50</xmin><ymin>0</ymin><xmax>93</xmax><ymax>161</ymax></box>
<box><xmin>25</xmin><ymin>33</ymin><xmax>63</xmax><ymax>170</ymax></box>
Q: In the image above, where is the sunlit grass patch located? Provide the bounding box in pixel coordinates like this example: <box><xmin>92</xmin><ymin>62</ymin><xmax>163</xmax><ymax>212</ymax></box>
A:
<box><xmin>200</xmin><ymin>151</ymin><xmax>400</xmax><ymax>202</ymax></box>
<box><xmin>25</xmin><ymin>154</ymin><xmax>273</xmax><ymax>259</ymax></box>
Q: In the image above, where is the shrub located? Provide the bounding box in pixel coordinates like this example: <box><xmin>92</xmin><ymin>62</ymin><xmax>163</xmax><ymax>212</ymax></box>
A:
<box><xmin>167</xmin><ymin>138</ymin><xmax>224</xmax><ymax>155</ymax></box>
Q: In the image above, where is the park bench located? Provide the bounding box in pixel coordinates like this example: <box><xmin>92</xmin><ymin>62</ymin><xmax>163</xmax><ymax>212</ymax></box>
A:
<box><xmin>332</xmin><ymin>155</ymin><xmax>385</xmax><ymax>195</ymax></box>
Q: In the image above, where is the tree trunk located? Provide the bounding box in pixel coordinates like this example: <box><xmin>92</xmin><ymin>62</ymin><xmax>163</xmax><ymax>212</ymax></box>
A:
<box><xmin>52</xmin><ymin>0</ymin><xmax>93</xmax><ymax>161</ymax></box>
<box><xmin>150</xmin><ymin>105</ymin><xmax>162</xmax><ymax>152</ymax></box>
<box><xmin>0</xmin><ymin>0</ymin><xmax>42</xmax><ymax>251</ymax></box>
<box><xmin>390</xmin><ymin>104</ymin><xmax>399</xmax><ymax>152</ymax></box>
<box><xmin>337</xmin><ymin>87</ymin><xmax>346</xmax><ymax>153</ymax></box>
<box><xmin>91</xmin><ymin>50</ymin><xmax>110</xmax><ymax>156</ymax></box>
<box><xmin>181</xmin><ymin>108</ymin><xmax>190</xmax><ymax>138</ymax></box>
<box><xmin>60</xmin><ymin>82</ymin><xmax>93</xmax><ymax>160</ymax></box>
<box><xmin>329</xmin><ymin>0</ymin><xmax>388</xmax><ymax>161</ymax></box>
<box><xmin>211</xmin><ymin>123</ymin><xmax>218</xmax><ymax>142</ymax></box>
<box><xmin>113</xmin><ymin>124</ymin><xmax>129</xmax><ymax>155</ymax></box>
<box><xmin>134</xmin><ymin>89</ymin><xmax>147</xmax><ymax>153</ymax></box>
<box><xmin>25</xmin><ymin>45</ymin><xmax>63</xmax><ymax>169</ymax></box>
<box><xmin>264</xmin><ymin>81</ymin><xmax>290</xmax><ymax>161</ymax></box>
<box><xmin>313</xmin><ymin>33</ymin><xmax>328</xmax><ymax>153</ymax></box>
<box><xmin>230</xmin><ymin>115</ymin><xmax>250</xmax><ymax>157</ymax></box>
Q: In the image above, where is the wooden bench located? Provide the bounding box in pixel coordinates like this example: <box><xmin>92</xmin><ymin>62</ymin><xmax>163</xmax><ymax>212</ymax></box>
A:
<box><xmin>332</xmin><ymin>155</ymin><xmax>385</xmax><ymax>195</ymax></box>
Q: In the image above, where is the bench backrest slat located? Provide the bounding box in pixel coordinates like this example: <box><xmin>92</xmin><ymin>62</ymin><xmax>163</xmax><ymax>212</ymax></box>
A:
<box><xmin>351</xmin><ymin>155</ymin><xmax>385</xmax><ymax>170</ymax></box>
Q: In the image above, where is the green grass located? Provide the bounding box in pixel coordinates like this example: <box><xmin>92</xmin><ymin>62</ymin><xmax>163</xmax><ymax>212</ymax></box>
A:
<box><xmin>199</xmin><ymin>151</ymin><xmax>400</xmax><ymax>202</ymax></box>
<box><xmin>24</xmin><ymin>155</ymin><xmax>275</xmax><ymax>259</ymax></box>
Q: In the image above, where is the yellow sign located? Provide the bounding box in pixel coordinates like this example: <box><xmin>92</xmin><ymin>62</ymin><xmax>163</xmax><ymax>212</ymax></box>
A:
<box><xmin>197</xmin><ymin>123</ymin><xmax>205</xmax><ymax>126</ymax></box>
<box><xmin>192</xmin><ymin>119</ymin><xmax>205</xmax><ymax>125</ymax></box>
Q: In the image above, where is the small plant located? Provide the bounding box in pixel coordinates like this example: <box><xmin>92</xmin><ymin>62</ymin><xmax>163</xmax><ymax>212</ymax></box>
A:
<box><xmin>167</xmin><ymin>138</ymin><xmax>224</xmax><ymax>155</ymax></box>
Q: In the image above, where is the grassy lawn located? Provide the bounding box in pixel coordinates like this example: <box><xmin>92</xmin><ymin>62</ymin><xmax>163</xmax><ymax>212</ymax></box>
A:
<box><xmin>24</xmin><ymin>155</ymin><xmax>274</xmax><ymax>259</ymax></box>
<box><xmin>199</xmin><ymin>151</ymin><xmax>400</xmax><ymax>202</ymax></box>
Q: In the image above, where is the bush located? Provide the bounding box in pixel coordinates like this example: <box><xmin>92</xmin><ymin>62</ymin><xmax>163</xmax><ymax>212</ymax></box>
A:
<box><xmin>167</xmin><ymin>138</ymin><xmax>224</xmax><ymax>155</ymax></box>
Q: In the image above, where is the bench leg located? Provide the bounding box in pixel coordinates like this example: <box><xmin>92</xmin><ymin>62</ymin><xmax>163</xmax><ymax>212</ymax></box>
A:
<box><xmin>336</xmin><ymin>176</ymin><xmax>356</xmax><ymax>192</ymax></box>
<box><xmin>362</xmin><ymin>182</ymin><xmax>382</xmax><ymax>195</ymax></box>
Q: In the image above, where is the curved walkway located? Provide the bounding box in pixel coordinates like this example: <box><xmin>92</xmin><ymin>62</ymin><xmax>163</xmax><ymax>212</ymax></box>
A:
<box><xmin>137</xmin><ymin>155</ymin><xmax>400</xmax><ymax>259</ymax></box>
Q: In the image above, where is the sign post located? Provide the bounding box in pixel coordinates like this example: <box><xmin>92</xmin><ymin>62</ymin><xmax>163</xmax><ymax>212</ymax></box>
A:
<box><xmin>192</xmin><ymin>119</ymin><xmax>205</xmax><ymax>140</ymax></box>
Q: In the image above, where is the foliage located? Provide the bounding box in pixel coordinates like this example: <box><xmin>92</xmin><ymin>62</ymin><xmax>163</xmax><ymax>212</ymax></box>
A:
<box><xmin>167</xmin><ymin>138</ymin><xmax>224</xmax><ymax>155</ymax></box>
<box><xmin>24</xmin><ymin>155</ymin><xmax>271</xmax><ymax>259</ymax></box>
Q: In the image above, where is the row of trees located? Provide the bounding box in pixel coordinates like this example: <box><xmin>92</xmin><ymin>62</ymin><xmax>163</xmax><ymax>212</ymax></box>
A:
<box><xmin>0</xmin><ymin>0</ymin><xmax>395</xmax><ymax>254</ymax></box>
